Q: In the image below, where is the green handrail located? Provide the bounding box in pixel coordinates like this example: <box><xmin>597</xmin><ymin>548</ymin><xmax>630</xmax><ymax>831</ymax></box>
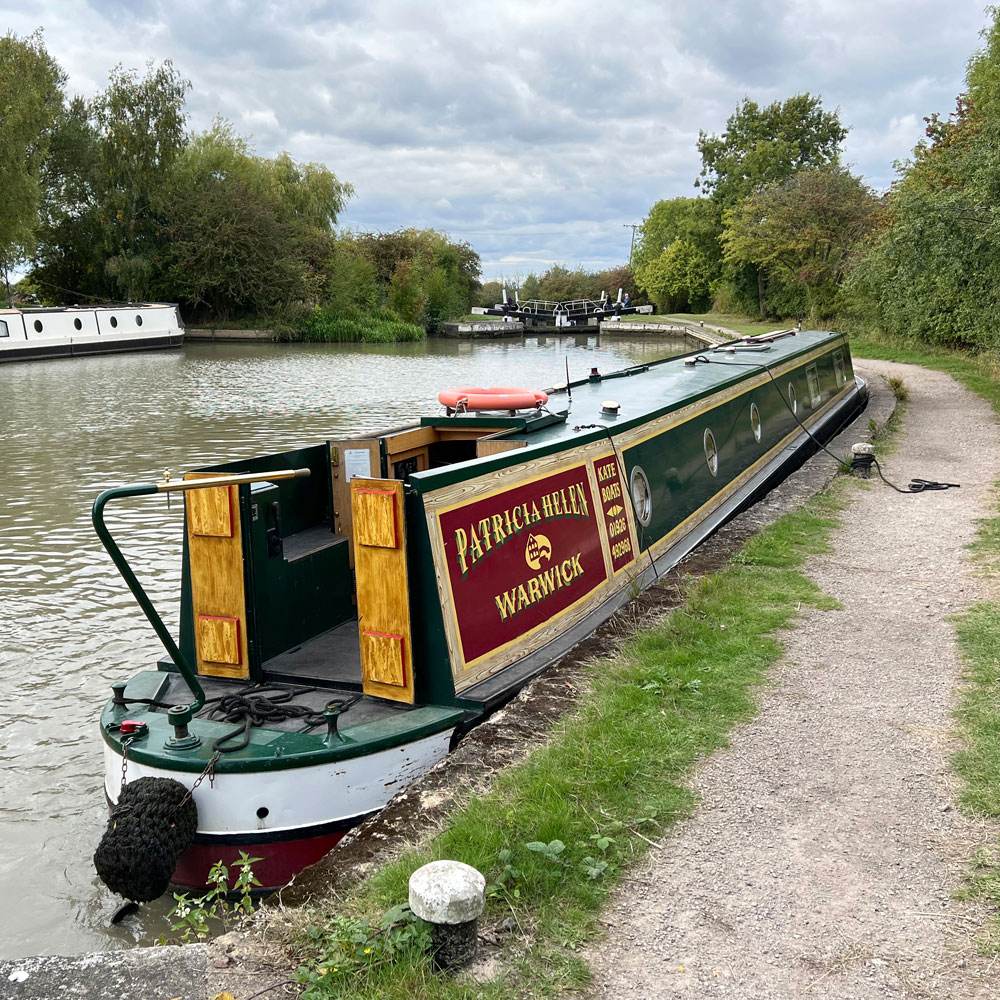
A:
<box><xmin>92</xmin><ymin>467</ymin><xmax>311</xmax><ymax>715</ymax></box>
<box><xmin>93</xmin><ymin>482</ymin><xmax>206</xmax><ymax>712</ymax></box>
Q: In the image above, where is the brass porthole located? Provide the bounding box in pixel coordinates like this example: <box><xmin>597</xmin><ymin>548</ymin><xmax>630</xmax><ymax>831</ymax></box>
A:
<box><xmin>788</xmin><ymin>382</ymin><xmax>797</xmax><ymax>415</ymax></box>
<box><xmin>629</xmin><ymin>466</ymin><xmax>652</xmax><ymax>527</ymax></box>
<box><xmin>750</xmin><ymin>402</ymin><xmax>762</xmax><ymax>443</ymax></box>
<box><xmin>704</xmin><ymin>428</ymin><xmax>718</xmax><ymax>476</ymax></box>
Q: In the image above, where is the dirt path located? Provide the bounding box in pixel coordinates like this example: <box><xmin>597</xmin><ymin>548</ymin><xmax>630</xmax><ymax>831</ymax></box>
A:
<box><xmin>585</xmin><ymin>362</ymin><xmax>1000</xmax><ymax>999</ymax></box>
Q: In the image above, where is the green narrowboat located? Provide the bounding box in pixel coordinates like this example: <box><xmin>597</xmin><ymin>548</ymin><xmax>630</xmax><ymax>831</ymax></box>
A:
<box><xmin>92</xmin><ymin>328</ymin><xmax>866</xmax><ymax>898</ymax></box>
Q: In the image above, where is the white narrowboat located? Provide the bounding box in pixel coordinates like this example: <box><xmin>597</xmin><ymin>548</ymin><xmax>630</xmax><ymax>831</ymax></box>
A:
<box><xmin>0</xmin><ymin>304</ymin><xmax>184</xmax><ymax>362</ymax></box>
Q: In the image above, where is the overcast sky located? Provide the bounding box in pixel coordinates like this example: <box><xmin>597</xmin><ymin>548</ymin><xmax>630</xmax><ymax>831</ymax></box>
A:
<box><xmin>3</xmin><ymin>1</ymin><xmax>993</xmax><ymax>280</ymax></box>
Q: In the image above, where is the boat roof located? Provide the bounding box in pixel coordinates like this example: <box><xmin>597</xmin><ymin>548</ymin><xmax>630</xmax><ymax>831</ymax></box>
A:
<box><xmin>415</xmin><ymin>328</ymin><xmax>846</xmax><ymax>463</ymax></box>
<box><xmin>0</xmin><ymin>302</ymin><xmax>177</xmax><ymax>315</ymax></box>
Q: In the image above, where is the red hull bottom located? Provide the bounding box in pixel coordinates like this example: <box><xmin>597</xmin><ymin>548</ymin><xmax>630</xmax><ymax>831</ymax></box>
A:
<box><xmin>170</xmin><ymin>830</ymin><xmax>347</xmax><ymax>892</ymax></box>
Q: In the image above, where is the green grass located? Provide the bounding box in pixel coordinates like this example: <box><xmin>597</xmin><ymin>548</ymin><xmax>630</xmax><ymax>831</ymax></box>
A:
<box><xmin>849</xmin><ymin>331</ymin><xmax>1000</xmax><ymax>414</ymax></box>
<box><xmin>191</xmin><ymin>306</ymin><xmax>427</xmax><ymax>343</ymax></box>
<box><xmin>658</xmin><ymin>312</ymin><xmax>797</xmax><ymax>338</ymax></box>
<box><xmin>618</xmin><ymin>313</ymin><xmax>693</xmax><ymax>326</ymax></box>
<box><xmin>953</xmin><ymin>604</ymin><xmax>1000</xmax><ymax>817</ymax></box>
<box><xmin>614</xmin><ymin>311</ymin><xmax>796</xmax><ymax>338</ymax></box>
<box><xmin>847</xmin><ymin>327</ymin><xmax>1000</xmax><ymax>952</ymax></box>
<box><xmin>952</xmin><ymin>601</ymin><xmax>1000</xmax><ymax>953</ymax></box>
<box><xmin>288</xmin><ymin>495</ymin><xmax>847</xmax><ymax>999</ymax></box>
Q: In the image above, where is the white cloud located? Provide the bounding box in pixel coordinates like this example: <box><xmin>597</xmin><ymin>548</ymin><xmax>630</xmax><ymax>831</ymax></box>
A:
<box><xmin>3</xmin><ymin>0</ymin><xmax>992</xmax><ymax>278</ymax></box>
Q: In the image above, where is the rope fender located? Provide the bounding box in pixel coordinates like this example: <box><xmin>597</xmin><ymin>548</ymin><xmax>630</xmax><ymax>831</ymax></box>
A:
<box><xmin>94</xmin><ymin>776</ymin><xmax>198</xmax><ymax>902</ymax></box>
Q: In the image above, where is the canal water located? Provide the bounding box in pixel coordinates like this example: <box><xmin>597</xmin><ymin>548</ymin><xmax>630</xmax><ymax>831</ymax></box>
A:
<box><xmin>0</xmin><ymin>332</ymin><xmax>690</xmax><ymax>959</ymax></box>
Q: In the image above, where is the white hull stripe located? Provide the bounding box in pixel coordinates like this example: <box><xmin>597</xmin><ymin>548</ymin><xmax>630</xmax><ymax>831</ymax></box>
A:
<box><xmin>104</xmin><ymin>729</ymin><xmax>454</xmax><ymax>836</ymax></box>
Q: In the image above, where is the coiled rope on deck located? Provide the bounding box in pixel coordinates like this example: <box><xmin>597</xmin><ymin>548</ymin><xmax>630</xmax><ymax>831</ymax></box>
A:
<box><xmin>199</xmin><ymin>684</ymin><xmax>360</xmax><ymax>752</ymax></box>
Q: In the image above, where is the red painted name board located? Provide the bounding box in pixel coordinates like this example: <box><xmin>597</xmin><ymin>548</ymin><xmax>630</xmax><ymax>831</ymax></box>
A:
<box><xmin>593</xmin><ymin>455</ymin><xmax>636</xmax><ymax>574</ymax></box>
<box><xmin>439</xmin><ymin>464</ymin><xmax>608</xmax><ymax>664</ymax></box>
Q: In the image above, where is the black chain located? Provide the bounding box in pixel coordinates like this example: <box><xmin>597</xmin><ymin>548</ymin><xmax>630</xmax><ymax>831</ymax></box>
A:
<box><xmin>120</xmin><ymin>737</ymin><xmax>134</xmax><ymax>789</ymax></box>
<box><xmin>177</xmin><ymin>751</ymin><xmax>221</xmax><ymax>810</ymax></box>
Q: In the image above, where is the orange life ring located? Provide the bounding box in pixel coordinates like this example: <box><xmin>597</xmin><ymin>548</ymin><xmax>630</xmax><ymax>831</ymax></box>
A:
<box><xmin>438</xmin><ymin>386</ymin><xmax>549</xmax><ymax>411</ymax></box>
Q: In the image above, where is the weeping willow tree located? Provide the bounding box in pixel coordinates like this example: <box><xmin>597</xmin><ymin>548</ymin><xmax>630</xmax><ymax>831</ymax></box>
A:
<box><xmin>0</xmin><ymin>29</ymin><xmax>64</xmax><ymax>299</ymax></box>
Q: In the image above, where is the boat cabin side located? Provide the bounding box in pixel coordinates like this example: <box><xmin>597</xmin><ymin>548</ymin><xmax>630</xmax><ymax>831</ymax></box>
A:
<box><xmin>167</xmin><ymin>330</ymin><xmax>861</xmax><ymax>723</ymax></box>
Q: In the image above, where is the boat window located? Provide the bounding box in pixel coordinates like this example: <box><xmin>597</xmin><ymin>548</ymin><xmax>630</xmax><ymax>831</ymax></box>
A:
<box><xmin>704</xmin><ymin>428</ymin><xmax>718</xmax><ymax>476</ymax></box>
<box><xmin>136</xmin><ymin>314</ymin><xmax>143</xmax><ymax>326</ymax></box>
<box><xmin>73</xmin><ymin>318</ymin><xmax>82</xmax><ymax>330</ymax></box>
<box><xmin>629</xmin><ymin>466</ymin><xmax>652</xmax><ymax>526</ymax></box>
<box><xmin>806</xmin><ymin>364</ymin><xmax>821</xmax><ymax>408</ymax></box>
<box><xmin>787</xmin><ymin>383</ymin><xmax>797</xmax><ymax>415</ymax></box>
<box><xmin>833</xmin><ymin>350</ymin><xmax>846</xmax><ymax>386</ymax></box>
<box><xmin>750</xmin><ymin>402</ymin><xmax>762</xmax><ymax>442</ymax></box>
<box><xmin>33</xmin><ymin>319</ymin><xmax>43</xmax><ymax>333</ymax></box>
<box><xmin>0</xmin><ymin>320</ymin><xmax>7</xmax><ymax>338</ymax></box>
<box><xmin>110</xmin><ymin>316</ymin><xmax>118</xmax><ymax>328</ymax></box>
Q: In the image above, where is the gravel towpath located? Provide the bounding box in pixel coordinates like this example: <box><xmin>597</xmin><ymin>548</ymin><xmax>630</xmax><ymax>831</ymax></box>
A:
<box><xmin>585</xmin><ymin>362</ymin><xmax>1000</xmax><ymax>999</ymax></box>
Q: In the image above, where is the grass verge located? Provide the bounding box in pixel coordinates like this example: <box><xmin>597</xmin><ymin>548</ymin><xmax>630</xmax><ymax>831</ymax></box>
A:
<box><xmin>287</xmin><ymin>493</ymin><xmax>846</xmax><ymax>999</ymax></box>
<box><xmin>657</xmin><ymin>312</ymin><xmax>796</xmax><ymax>337</ymax></box>
<box><xmin>186</xmin><ymin>306</ymin><xmax>427</xmax><ymax>343</ymax></box>
<box><xmin>849</xmin><ymin>331</ymin><xmax>1000</xmax><ymax>413</ymax></box>
<box><xmin>848</xmin><ymin>328</ymin><xmax>1000</xmax><ymax>952</ymax></box>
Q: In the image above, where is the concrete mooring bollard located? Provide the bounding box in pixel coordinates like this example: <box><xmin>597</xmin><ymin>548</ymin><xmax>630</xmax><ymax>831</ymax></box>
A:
<box><xmin>408</xmin><ymin>860</ymin><xmax>485</xmax><ymax>971</ymax></box>
<box><xmin>851</xmin><ymin>442</ymin><xmax>876</xmax><ymax>478</ymax></box>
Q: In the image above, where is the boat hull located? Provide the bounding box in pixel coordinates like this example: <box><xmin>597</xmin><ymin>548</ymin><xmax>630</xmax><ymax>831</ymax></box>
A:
<box><xmin>413</xmin><ymin>346</ymin><xmax>866</xmax><ymax>702</ymax></box>
<box><xmin>102</xmin><ymin>728</ymin><xmax>454</xmax><ymax>891</ymax></box>
<box><xmin>170</xmin><ymin>829</ymin><xmax>350</xmax><ymax>892</ymax></box>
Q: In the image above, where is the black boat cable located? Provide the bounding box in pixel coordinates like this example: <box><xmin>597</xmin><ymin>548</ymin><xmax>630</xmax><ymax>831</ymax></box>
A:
<box><xmin>111</xmin><ymin>684</ymin><xmax>361</xmax><ymax>749</ymax></box>
<box><xmin>691</xmin><ymin>353</ymin><xmax>961</xmax><ymax>494</ymax></box>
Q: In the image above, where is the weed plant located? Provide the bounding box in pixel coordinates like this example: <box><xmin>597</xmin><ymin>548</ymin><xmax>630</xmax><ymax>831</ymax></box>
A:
<box><xmin>162</xmin><ymin>852</ymin><xmax>261</xmax><ymax>943</ymax></box>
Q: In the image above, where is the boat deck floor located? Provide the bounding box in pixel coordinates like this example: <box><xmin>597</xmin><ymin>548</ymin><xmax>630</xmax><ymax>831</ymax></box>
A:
<box><xmin>262</xmin><ymin>618</ymin><xmax>362</xmax><ymax>686</ymax></box>
<box><xmin>156</xmin><ymin>619</ymin><xmax>417</xmax><ymax>733</ymax></box>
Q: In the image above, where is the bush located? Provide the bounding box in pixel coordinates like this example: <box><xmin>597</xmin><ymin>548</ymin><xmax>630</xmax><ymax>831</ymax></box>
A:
<box><xmin>299</xmin><ymin>304</ymin><xmax>425</xmax><ymax>343</ymax></box>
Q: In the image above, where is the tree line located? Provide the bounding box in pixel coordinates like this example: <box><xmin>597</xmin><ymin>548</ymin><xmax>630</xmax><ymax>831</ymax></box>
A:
<box><xmin>7</xmin><ymin>13</ymin><xmax>1000</xmax><ymax>351</ymax></box>
<box><xmin>632</xmin><ymin>93</ymin><xmax>874</xmax><ymax>322</ymax></box>
<box><xmin>631</xmin><ymin>8</ymin><xmax>1000</xmax><ymax>353</ymax></box>
<box><xmin>1</xmin><ymin>31</ymin><xmax>481</xmax><ymax>340</ymax></box>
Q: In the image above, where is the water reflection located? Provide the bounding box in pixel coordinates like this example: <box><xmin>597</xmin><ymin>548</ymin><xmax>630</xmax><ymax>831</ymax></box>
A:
<box><xmin>0</xmin><ymin>333</ymin><xmax>689</xmax><ymax>958</ymax></box>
